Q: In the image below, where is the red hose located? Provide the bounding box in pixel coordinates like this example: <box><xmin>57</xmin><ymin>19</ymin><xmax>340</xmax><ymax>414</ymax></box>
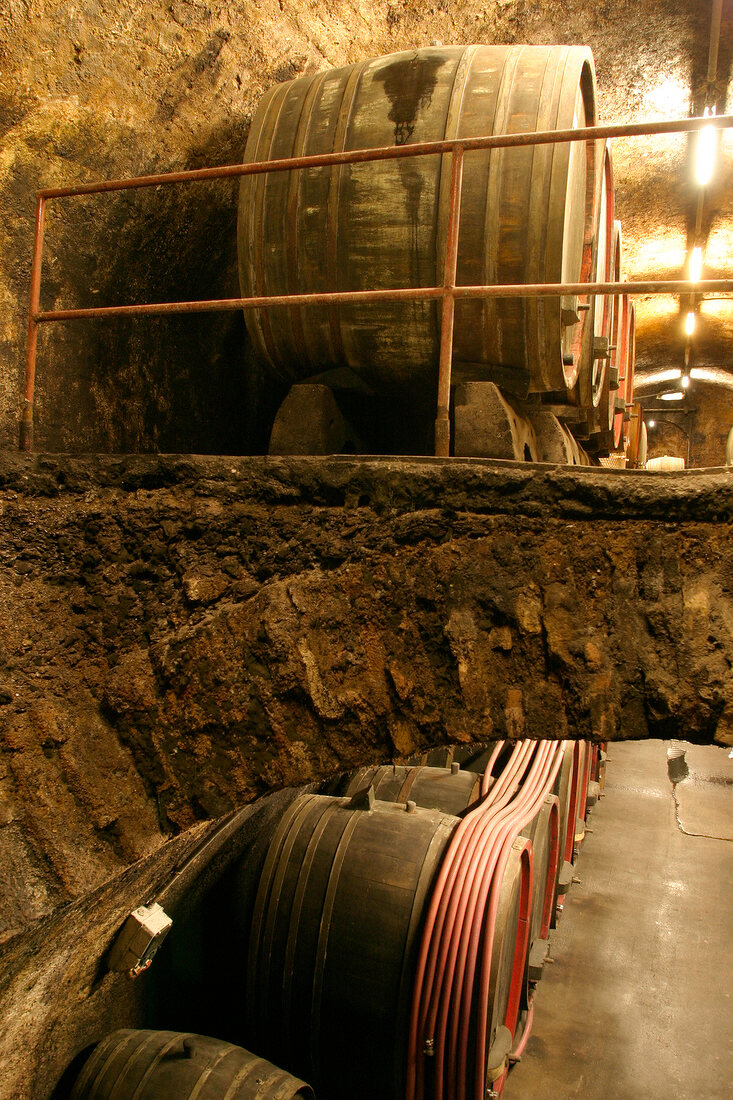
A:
<box><xmin>405</xmin><ymin>739</ymin><xmax>567</xmax><ymax>1100</ymax></box>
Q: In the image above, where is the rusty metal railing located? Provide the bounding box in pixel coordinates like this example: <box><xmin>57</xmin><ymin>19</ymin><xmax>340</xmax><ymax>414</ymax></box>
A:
<box><xmin>21</xmin><ymin>113</ymin><xmax>733</xmax><ymax>455</ymax></box>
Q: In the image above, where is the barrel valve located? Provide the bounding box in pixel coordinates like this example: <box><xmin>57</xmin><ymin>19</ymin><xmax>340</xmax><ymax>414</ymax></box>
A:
<box><xmin>107</xmin><ymin>902</ymin><xmax>172</xmax><ymax>979</ymax></box>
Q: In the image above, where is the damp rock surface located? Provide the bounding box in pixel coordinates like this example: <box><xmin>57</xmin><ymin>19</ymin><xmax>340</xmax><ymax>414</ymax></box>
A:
<box><xmin>1</xmin><ymin>454</ymin><xmax>732</xmax><ymax>943</ymax></box>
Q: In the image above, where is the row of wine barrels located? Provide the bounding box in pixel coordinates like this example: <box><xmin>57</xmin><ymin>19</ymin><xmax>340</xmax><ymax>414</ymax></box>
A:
<box><xmin>69</xmin><ymin>1030</ymin><xmax>313</xmax><ymax>1099</ymax></box>
<box><xmin>239</xmin><ymin>44</ymin><xmax>600</xmax><ymax>402</ymax></box>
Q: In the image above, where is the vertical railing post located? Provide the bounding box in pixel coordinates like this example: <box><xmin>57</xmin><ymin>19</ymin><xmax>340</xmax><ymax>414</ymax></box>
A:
<box><xmin>20</xmin><ymin>195</ymin><xmax>46</xmax><ymax>452</ymax></box>
<box><xmin>434</xmin><ymin>144</ymin><xmax>464</xmax><ymax>458</ymax></box>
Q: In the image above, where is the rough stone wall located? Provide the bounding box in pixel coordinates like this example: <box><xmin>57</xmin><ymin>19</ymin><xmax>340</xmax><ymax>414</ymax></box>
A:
<box><xmin>688</xmin><ymin>381</ymin><xmax>733</xmax><ymax>466</ymax></box>
<box><xmin>1</xmin><ymin>454</ymin><xmax>732</xmax><ymax>948</ymax></box>
<box><xmin>642</xmin><ymin>381</ymin><xmax>733</xmax><ymax>467</ymax></box>
<box><xmin>1</xmin><ymin>1</ymin><xmax>726</xmax><ymax>454</ymax></box>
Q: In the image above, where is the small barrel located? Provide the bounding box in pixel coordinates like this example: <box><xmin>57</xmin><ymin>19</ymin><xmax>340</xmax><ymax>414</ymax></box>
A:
<box><xmin>339</xmin><ymin>763</ymin><xmax>481</xmax><ymax>816</ymax></box>
<box><xmin>243</xmin><ymin>793</ymin><xmax>458</xmax><ymax>1099</ymax></box>
<box><xmin>69</xmin><ymin>1030</ymin><xmax>313</xmax><ymax>1099</ymax></box>
<box><xmin>645</xmin><ymin>455</ymin><xmax>685</xmax><ymax>471</ymax></box>
<box><xmin>238</xmin><ymin>45</ymin><xmax>599</xmax><ymax>398</ymax></box>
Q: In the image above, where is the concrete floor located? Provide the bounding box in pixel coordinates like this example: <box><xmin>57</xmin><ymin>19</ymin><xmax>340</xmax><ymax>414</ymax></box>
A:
<box><xmin>504</xmin><ymin>739</ymin><xmax>733</xmax><ymax>1100</ymax></box>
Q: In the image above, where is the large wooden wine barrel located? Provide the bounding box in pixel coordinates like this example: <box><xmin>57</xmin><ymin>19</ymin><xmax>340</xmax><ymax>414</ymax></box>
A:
<box><xmin>244</xmin><ymin>792</ymin><xmax>458</xmax><ymax>1099</ymax></box>
<box><xmin>239</xmin><ymin>45</ymin><xmax>599</xmax><ymax>397</ymax></box>
<box><xmin>69</xmin><ymin>1030</ymin><xmax>313</xmax><ymax>1099</ymax></box>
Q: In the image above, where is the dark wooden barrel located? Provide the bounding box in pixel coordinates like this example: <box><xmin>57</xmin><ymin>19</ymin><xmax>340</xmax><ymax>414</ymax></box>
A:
<box><xmin>238</xmin><ymin>45</ymin><xmax>598</xmax><ymax>397</ymax></box>
<box><xmin>484</xmin><ymin>837</ymin><xmax>533</xmax><ymax>1087</ymax></box>
<box><xmin>550</xmin><ymin>742</ymin><xmax>575</xmax><ymax>921</ymax></box>
<box><xmin>566</xmin><ymin>741</ymin><xmax>588</xmax><ymax>861</ymax></box>
<box><xmin>69</xmin><ymin>1030</ymin><xmax>313</xmax><ymax>1099</ymax></box>
<box><xmin>405</xmin><ymin>742</ymin><xmax>499</xmax><ymax>773</ymax></box>
<box><xmin>339</xmin><ymin>763</ymin><xmax>481</xmax><ymax>816</ymax></box>
<box><xmin>520</xmin><ymin>794</ymin><xmax>560</xmax><ymax>948</ymax></box>
<box><xmin>244</xmin><ymin>793</ymin><xmax>458</xmax><ymax>1099</ymax></box>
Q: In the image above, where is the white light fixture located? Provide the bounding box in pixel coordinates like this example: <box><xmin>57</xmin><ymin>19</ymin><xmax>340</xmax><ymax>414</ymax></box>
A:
<box><xmin>684</xmin><ymin>311</ymin><xmax>696</xmax><ymax>335</ymax></box>
<box><xmin>688</xmin><ymin>246</ymin><xmax>703</xmax><ymax>283</ymax></box>
<box><xmin>649</xmin><ymin>419</ymin><xmax>656</xmax><ymax>428</ymax></box>
<box><xmin>681</xmin><ymin>374</ymin><xmax>690</xmax><ymax>388</ymax></box>
<box><xmin>660</xmin><ymin>391</ymin><xmax>685</xmax><ymax>401</ymax></box>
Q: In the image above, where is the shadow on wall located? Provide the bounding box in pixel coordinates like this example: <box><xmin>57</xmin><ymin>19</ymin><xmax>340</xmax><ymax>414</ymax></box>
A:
<box><xmin>33</xmin><ymin>119</ymin><xmax>287</xmax><ymax>455</ymax></box>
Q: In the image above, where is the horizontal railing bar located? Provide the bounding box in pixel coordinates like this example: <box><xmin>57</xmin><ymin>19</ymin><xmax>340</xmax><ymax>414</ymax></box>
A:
<box><xmin>38</xmin><ymin>115</ymin><xmax>733</xmax><ymax>199</ymax></box>
<box><xmin>35</xmin><ymin>280</ymin><xmax>733</xmax><ymax>322</ymax></box>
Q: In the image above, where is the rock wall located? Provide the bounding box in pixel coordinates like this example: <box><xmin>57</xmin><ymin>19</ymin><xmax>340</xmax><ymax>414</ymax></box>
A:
<box><xmin>1</xmin><ymin>0</ymin><xmax>722</xmax><ymax>454</ymax></box>
<box><xmin>642</xmin><ymin>381</ymin><xmax>733</xmax><ymax>468</ymax></box>
<box><xmin>1</xmin><ymin>453</ymin><xmax>732</xmax><ymax>947</ymax></box>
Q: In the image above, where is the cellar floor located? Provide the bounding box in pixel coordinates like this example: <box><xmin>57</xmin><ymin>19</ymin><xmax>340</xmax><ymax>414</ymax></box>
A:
<box><xmin>503</xmin><ymin>738</ymin><xmax>733</xmax><ymax>1100</ymax></box>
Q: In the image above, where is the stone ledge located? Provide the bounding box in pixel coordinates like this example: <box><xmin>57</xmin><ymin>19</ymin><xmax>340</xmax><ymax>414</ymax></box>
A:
<box><xmin>0</xmin><ymin>453</ymin><xmax>732</xmax><ymax>521</ymax></box>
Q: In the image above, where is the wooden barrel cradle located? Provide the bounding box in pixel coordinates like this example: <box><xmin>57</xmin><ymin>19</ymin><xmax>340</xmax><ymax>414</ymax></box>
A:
<box><xmin>69</xmin><ymin>1030</ymin><xmax>313</xmax><ymax>1099</ymax></box>
<box><xmin>243</xmin><ymin>792</ymin><xmax>458</xmax><ymax>1100</ymax></box>
<box><xmin>238</xmin><ymin>45</ymin><xmax>599</xmax><ymax>401</ymax></box>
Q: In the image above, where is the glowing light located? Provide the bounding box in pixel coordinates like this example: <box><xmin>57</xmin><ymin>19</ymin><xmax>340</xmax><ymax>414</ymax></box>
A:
<box><xmin>634</xmin><ymin>369</ymin><xmax>682</xmax><ymax>389</ymax></box>
<box><xmin>681</xmin><ymin>374</ymin><xmax>690</xmax><ymax>389</ymax></box>
<box><xmin>649</xmin><ymin>419</ymin><xmax>656</xmax><ymax>428</ymax></box>
<box><xmin>695</xmin><ymin>124</ymin><xmax>717</xmax><ymax>186</ymax></box>
<box><xmin>660</xmin><ymin>391</ymin><xmax>684</xmax><ymax>401</ymax></box>
<box><xmin>684</xmin><ymin>311</ymin><xmax>696</xmax><ymax>335</ymax></box>
<box><xmin>688</xmin><ymin>246</ymin><xmax>703</xmax><ymax>283</ymax></box>
<box><xmin>642</xmin><ymin>77</ymin><xmax>690</xmax><ymax>119</ymax></box>
<box><xmin>690</xmin><ymin>367</ymin><xmax>733</xmax><ymax>388</ymax></box>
